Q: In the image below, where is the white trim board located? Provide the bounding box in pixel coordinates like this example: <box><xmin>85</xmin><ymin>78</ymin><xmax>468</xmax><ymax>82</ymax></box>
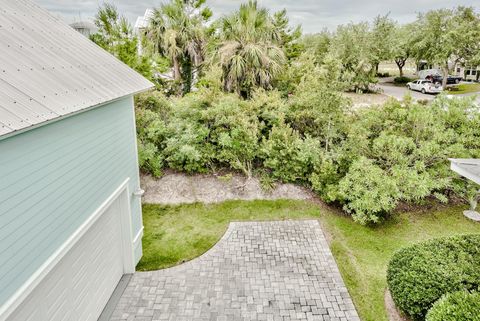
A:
<box><xmin>0</xmin><ymin>178</ymin><xmax>134</xmax><ymax>321</ymax></box>
<box><xmin>133</xmin><ymin>226</ymin><xmax>144</xmax><ymax>246</ymax></box>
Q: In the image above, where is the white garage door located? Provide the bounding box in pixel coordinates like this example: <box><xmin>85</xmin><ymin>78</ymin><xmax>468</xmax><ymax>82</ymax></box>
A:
<box><xmin>6</xmin><ymin>191</ymin><xmax>127</xmax><ymax>321</ymax></box>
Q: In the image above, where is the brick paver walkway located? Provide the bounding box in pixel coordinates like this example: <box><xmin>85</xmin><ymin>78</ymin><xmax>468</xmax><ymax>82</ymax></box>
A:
<box><xmin>109</xmin><ymin>220</ymin><xmax>360</xmax><ymax>321</ymax></box>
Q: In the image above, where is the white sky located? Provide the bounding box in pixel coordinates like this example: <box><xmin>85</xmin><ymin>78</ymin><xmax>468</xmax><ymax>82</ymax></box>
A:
<box><xmin>36</xmin><ymin>0</ymin><xmax>479</xmax><ymax>33</ymax></box>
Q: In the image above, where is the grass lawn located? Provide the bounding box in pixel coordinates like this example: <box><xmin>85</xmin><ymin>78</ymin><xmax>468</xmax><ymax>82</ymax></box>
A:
<box><xmin>447</xmin><ymin>83</ymin><xmax>480</xmax><ymax>94</ymax></box>
<box><xmin>137</xmin><ymin>200</ymin><xmax>479</xmax><ymax>321</ymax></box>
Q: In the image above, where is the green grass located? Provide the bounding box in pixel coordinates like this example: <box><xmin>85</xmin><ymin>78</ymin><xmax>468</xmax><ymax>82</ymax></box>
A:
<box><xmin>447</xmin><ymin>83</ymin><xmax>480</xmax><ymax>95</ymax></box>
<box><xmin>137</xmin><ymin>200</ymin><xmax>479</xmax><ymax>321</ymax></box>
<box><xmin>137</xmin><ymin>200</ymin><xmax>322</xmax><ymax>271</ymax></box>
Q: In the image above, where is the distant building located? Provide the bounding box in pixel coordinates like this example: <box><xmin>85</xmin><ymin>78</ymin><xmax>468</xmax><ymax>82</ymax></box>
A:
<box><xmin>69</xmin><ymin>21</ymin><xmax>98</xmax><ymax>37</ymax></box>
<box><xmin>134</xmin><ymin>9</ymin><xmax>154</xmax><ymax>35</ymax></box>
<box><xmin>134</xmin><ymin>9</ymin><xmax>154</xmax><ymax>55</ymax></box>
<box><xmin>453</xmin><ymin>65</ymin><xmax>480</xmax><ymax>82</ymax></box>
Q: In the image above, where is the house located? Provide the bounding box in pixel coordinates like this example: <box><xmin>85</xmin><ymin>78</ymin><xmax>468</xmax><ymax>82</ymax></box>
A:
<box><xmin>69</xmin><ymin>21</ymin><xmax>98</xmax><ymax>37</ymax></box>
<box><xmin>0</xmin><ymin>1</ymin><xmax>153</xmax><ymax>321</ymax></box>
<box><xmin>453</xmin><ymin>65</ymin><xmax>480</xmax><ymax>82</ymax></box>
<box><xmin>449</xmin><ymin>159</ymin><xmax>480</xmax><ymax>222</ymax></box>
<box><xmin>134</xmin><ymin>9</ymin><xmax>155</xmax><ymax>55</ymax></box>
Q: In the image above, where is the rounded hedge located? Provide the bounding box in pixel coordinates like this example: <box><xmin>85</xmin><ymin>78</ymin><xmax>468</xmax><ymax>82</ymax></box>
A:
<box><xmin>386</xmin><ymin>235</ymin><xmax>480</xmax><ymax>321</ymax></box>
<box><xmin>426</xmin><ymin>291</ymin><xmax>480</xmax><ymax>321</ymax></box>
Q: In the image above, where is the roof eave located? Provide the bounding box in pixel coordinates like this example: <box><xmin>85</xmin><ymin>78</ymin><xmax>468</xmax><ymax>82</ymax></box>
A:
<box><xmin>0</xmin><ymin>86</ymin><xmax>153</xmax><ymax>142</ymax></box>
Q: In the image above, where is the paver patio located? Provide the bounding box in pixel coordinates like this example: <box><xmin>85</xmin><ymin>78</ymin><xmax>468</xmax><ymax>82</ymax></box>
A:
<box><xmin>109</xmin><ymin>220</ymin><xmax>360</xmax><ymax>321</ymax></box>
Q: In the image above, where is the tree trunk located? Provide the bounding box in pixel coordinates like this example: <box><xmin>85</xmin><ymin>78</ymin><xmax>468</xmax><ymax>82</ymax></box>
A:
<box><xmin>442</xmin><ymin>63</ymin><xmax>448</xmax><ymax>89</ymax></box>
<box><xmin>395</xmin><ymin>58</ymin><xmax>407</xmax><ymax>78</ymax></box>
<box><xmin>173</xmin><ymin>57</ymin><xmax>181</xmax><ymax>81</ymax></box>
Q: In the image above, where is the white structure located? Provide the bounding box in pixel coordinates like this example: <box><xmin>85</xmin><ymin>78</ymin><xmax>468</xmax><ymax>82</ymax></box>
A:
<box><xmin>453</xmin><ymin>65</ymin><xmax>480</xmax><ymax>82</ymax></box>
<box><xmin>134</xmin><ymin>9</ymin><xmax>154</xmax><ymax>34</ymax></box>
<box><xmin>450</xmin><ymin>159</ymin><xmax>480</xmax><ymax>221</ymax></box>
<box><xmin>134</xmin><ymin>9</ymin><xmax>154</xmax><ymax>55</ymax></box>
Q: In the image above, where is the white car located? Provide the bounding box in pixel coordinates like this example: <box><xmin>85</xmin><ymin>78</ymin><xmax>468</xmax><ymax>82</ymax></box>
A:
<box><xmin>406</xmin><ymin>80</ymin><xmax>443</xmax><ymax>94</ymax></box>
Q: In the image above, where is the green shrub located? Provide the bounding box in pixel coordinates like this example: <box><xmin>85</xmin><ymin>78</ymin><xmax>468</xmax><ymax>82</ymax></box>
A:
<box><xmin>394</xmin><ymin>76</ymin><xmax>413</xmax><ymax>84</ymax></box>
<box><xmin>134</xmin><ymin>87</ymin><xmax>480</xmax><ymax>225</ymax></box>
<box><xmin>426</xmin><ymin>291</ymin><xmax>480</xmax><ymax>321</ymax></box>
<box><xmin>261</xmin><ymin>123</ymin><xmax>321</xmax><ymax>182</ymax></box>
<box><xmin>204</xmin><ymin>95</ymin><xmax>261</xmax><ymax>177</ymax></box>
<box><xmin>387</xmin><ymin>235</ymin><xmax>480</xmax><ymax>321</ymax></box>
<box><xmin>337</xmin><ymin>157</ymin><xmax>400</xmax><ymax>224</ymax></box>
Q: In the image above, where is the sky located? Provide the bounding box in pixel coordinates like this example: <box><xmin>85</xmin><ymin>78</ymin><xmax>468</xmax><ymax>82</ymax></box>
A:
<box><xmin>36</xmin><ymin>0</ymin><xmax>479</xmax><ymax>34</ymax></box>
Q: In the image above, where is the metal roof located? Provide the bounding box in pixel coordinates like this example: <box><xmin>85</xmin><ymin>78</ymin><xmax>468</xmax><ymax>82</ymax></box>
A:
<box><xmin>0</xmin><ymin>0</ymin><xmax>154</xmax><ymax>138</ymax></box>
<box><xmin>449</xmin><ymin>159</ymin><xmax>480</xmax><ymax>185</ymax></box>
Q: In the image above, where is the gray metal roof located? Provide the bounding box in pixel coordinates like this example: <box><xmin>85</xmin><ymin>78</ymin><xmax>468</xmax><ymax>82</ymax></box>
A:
<box><xmin>449</xmin><ymin>159</ymin><xmax>480</xmax><ymax>185</ymax></box>
<box><xmin>0</xmin><ymin>0</ymin><xmax>154</xmax><ymax>138</ymax></box>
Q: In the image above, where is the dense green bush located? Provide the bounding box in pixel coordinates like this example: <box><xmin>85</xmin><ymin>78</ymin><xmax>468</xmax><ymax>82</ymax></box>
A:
<box><xmin>261</xmin><ymin>123</ymin><xmax>320</xmax><ymax>182</ymax></box>
<box><xmin>394</xmin><ymin>76</ymin><xmax>414</xmax><ymax>84</ymax></box>
<box><xmin>377</xmin><ymin>72</ymin><xmax>390</xmax><ymax>77</ymax></box>
<box><xmin>327</xmin><ymin>96</ymin><xmax>480</xmax><ymax>224</ymax></box>
<box><xmin>387</xmin><ymin>235</ymin><xmax>480</xmax><ymax>321</ymax></box>
<box><xmin>135</xmin><ymin>87</ymin><xmax>480</xmax><ymax>224</ymax></box>
<box><xmin>426</xmin><ymin>291</ymin><xmax>480</xmax><ymax>321</ymax></box>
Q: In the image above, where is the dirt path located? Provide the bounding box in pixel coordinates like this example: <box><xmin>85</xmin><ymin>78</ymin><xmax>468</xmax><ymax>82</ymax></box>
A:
<box><xmin>141</xmin><ymin>172</ymin><xmax>316</xmax><ymax>205</ymax></box>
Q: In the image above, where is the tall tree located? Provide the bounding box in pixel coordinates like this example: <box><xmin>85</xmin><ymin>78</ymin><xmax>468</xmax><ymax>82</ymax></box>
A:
<box><xmin>370</xmin><ymin>14</ymin><xmax>396</xmax><ymax>74</ymax></box>
<box><xmin>392</xmin><ymin>24</ymin><xmax>416</xmax><ymax>77</ymax></box>
<box><xmin>301</xmin><ymin>31</ymin><xmax>332</xmax><ymax>65</ymax></box>
<box><xmin>328</xmin><ymin>22</ymin><xmax>376</xmax><ymax>92</ymax></box>
<box><xmin>272</xmin><ymin>9</ymin><xmax>303</xmax><ymax>60</ymax></box>
<box><xmin>147</xmin><ymin>0</ymin><xmax>212</xmax><ymax>94</ymax></box>
<box><xmin>415</xmin><ymin>7</ymin><xmax>480</xmax><ymax>88</ymax></box>
<box><xmin>217</xmin><ymin>1</ymin><xmax>285</xmax><ymax>98</ymax></box>
<box><xmin>90</xmin><ymin>3</ymin><xmax>152</xmax><ymax>78</ymax></box>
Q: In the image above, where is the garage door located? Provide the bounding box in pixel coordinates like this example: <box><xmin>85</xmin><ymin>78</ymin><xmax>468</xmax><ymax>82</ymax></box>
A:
<box><xmin>6</xmin><ymin>191</ymin><xmax>127</xmax><ymax>321</ymax></box>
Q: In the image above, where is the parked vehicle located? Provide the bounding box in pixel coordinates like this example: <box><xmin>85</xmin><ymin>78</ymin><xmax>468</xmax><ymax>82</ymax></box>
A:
<box><xmin>406</xmin><ymin>80</ymin><xmax>443</xmax><ymax>94</ymax></box>
<box><xmin>431</xmin><ymin>75</ymin><xmax>462</xmax><ymax>84</ymax></box>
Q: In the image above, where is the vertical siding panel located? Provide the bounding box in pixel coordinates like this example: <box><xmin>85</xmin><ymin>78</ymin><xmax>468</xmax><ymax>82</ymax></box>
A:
<box><xmin>0</xmin><ymin>96</ymin><xmax>142</xmax><ymax>307</ymax></box>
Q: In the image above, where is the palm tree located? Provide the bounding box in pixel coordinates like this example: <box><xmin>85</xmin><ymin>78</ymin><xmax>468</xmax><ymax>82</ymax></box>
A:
<box><xmin>217</xmin><ymin>1</ymin><xmax>285</xmax><ymax>98</ymax></box>
<box><xmin>147</xmin><ymin>0</ymin><xmax>211</xmax><ymax>92</ymax></box>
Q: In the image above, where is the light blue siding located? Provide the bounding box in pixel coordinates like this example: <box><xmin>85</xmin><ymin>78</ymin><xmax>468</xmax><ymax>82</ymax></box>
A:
<box><xmin>0</xmin><ymin>96</ymin><xmax>143</xmax><ymax>307</ymax></box>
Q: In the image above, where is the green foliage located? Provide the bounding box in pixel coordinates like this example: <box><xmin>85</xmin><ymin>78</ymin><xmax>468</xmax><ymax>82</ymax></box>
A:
<box><xmin>287</xmin><ymin>86</ymin><xmax>349</xmax><ymax>149</ymax></box>
<box><xmin>370</xmin><ymin>14</ymin><xmax>396</xmax><ymax>71</ymax></box>
<box><xmin>328</xmin><ymin>96</ymin><xmax>480</xmax><ymax>224</ymax></box>
<box><xmin>413</xmin><ymin>7</ymin><xmax>480</xmax><ymax>87</ymax></box>
<box><xmin>394</xmin><ymin>76</ymin><xmax>413</xmax><ymax>84</ymax></box>
<box><xmin>337</xmin><ymin>157</ymin><xmax>399</xmax><ymax>224</ymax></box>
<box><xmin>203</xmin><ymin>95</ymin><xmax>261</xmax><ymax>176</ymax></box>
<box><xmin>301</xmin><ymin>32</ymin><xmax>331</xmax><ymax>65</ymax></box>
<box><xmin>387</xmin><ymin>235</ymin><xmax>480</xmax><ymax>321</ymax></box>
<box><xmin>272</xmin><ymin>9</ymin><xmax>303</xmax><ymax>60</ymax></box>
<box><xmin>146</xmin><ymin>0</ymin><xmax>211</xmax><ymax>94</ymax></box>
<box><xmin>261</xmin><ymin>123</ymin><xmax>320</xmax><ymax>182</ymax></box>
<box><xmin>136</xmin><ymin>87</ymin><xmax>480</xmax><ymax>225</ymax></box>
<box><xmin>327</xmin><ymin>22</ymin><xmax>377</xmax><ymax>92</ymax></box>
<box><xmin>426</xmin><ymin>291</ymin><xmax>480</xmax><ymax>321</ymax></box>
<box><xmin>90</xmin><ymin>3</ymin><xmax>152</xmax><ymax>78</ymax></box>
<box><xmin>217</xmin><ymin>1</ymin><xmax>286</xmax><ymax>98</ymax></box>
